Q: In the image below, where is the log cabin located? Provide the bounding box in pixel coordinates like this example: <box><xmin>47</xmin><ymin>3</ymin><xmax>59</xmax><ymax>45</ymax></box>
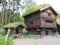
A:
<box><xmin>3</xmin><ymin>22</ymin><xmax>24</xmax><ymax>36</ymax></box>
<box><xmin>23</xmin><ymin>4</ymin><xmax>58</xmax><ymax>35</ymax></box>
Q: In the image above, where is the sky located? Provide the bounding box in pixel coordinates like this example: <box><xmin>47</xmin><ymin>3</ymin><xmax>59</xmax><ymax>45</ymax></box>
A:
<box><xmin>34</xmin><ymin>0</ymin><xmax>60</xmax><ymax>12</ymax></box>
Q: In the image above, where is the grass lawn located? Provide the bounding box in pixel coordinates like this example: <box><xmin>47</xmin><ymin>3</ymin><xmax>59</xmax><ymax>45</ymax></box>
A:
<box><xmin>23</xmin><ymin>34</ymin><xmax>41</xmax><ymax>39</ymax></box>
<box><xmin>23</xmin><ymin>35</ymin><xmax>35</xmax><ymax>39</ymax></box>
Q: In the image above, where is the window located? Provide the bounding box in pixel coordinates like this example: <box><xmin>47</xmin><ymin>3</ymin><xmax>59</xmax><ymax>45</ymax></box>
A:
<box><xmin>46</xmin><ymin>20</ymin><xmax>53</xmax><ymax>23</ymax></box>
<box><xmin>45</xmin><ymin>13</ymin><xmax>51</xmax><ymax>17</ymax></box>
<box><xmin>48</xmin><ymin>13</ymin><xmax>51</xmax><ymax>16</ymax></box>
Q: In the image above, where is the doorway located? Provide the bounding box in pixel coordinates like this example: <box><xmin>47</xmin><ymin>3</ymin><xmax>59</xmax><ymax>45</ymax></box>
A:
<box><xmin>16</xmin><ymin>29</ymin><xmax>19</xmax><ymax>34</ymax></box>
<box><xmin>46</xmin><ymin>31</ymin><xmax>49</xmax><ymax>35</ymax></box>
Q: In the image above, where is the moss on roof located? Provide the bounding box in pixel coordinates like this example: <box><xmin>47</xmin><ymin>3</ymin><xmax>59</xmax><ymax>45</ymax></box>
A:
<box><xmin>3</xmin><ymin>22</ymin><xmax>25</xmax><ymax>28</ymax></box>
<box><xmin>23</xmin><ymin>4</ymin><xmax>49</xmax><ymax>16</ymax></box>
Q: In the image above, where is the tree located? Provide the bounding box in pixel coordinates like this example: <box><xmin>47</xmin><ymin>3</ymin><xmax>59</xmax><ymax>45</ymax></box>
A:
<box><xmin>20</xmin><ymin>0</ymin><xmax>36</xmax><ymax>14</ymax></box>
<box><xmin>0</xmin><ymin>0</ymin><xmax>36</xmax><ymax>27</ymax></box>
<box><xmin>0</xmin><ymin>0</ymin><xmax>7</xmax><ymax>27</ymax></box>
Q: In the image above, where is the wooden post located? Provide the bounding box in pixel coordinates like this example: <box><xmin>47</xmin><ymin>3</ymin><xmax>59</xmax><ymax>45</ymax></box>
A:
<box><xmin>49</xmin><ymin>31</ymin><xmax>52</xmax><ymax>35</ymax></box>
<box><xmin>41</xmin><ymin>28</ymin><xmax>45</xmax><ymax>36</ymax></box>
<box><xmin>56</xmin><ymin>28</ymin><xmax>58</xmax><ymax>37</ymax></box>
<box><xmin>5</xmin><ymin>28</ymin><xmax>11</xmax><ymax>45</ymax></box>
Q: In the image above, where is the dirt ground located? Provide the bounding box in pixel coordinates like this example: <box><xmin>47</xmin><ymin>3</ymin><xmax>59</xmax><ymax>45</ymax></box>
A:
<box><xmin>13</xmin><ymin>36</ymin><xmax>60</xmax><ymax>45</ymax></box>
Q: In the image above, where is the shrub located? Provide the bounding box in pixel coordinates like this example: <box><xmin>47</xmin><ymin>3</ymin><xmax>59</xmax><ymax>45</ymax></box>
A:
<box><xmin>0</xmin><ymin>35</ymin><xmax>13</xmax><ymax>45</ymax></box>
<box><xmin>0</xmin><ymin>28</ymin><xmax>5</xmax><ymax>35</ymax></box>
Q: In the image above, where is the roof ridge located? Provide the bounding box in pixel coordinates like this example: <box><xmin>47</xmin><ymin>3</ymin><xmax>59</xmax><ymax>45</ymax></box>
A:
<box><xmin>40</xmin><ymin>5</ymin><xmax>51</xmax><ymax>11</ymax></box>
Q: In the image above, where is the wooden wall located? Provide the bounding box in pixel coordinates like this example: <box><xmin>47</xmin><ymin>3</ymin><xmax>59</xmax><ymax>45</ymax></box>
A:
<box><xmin>40</xmin><ymin>8</ymin><xmax>56</xmax><ymax>20</ymax></box>
<box><xmin>25</xmin><ymin>11</ymin><xmax>40</xmax><ymax>28</ymax></box>
<box><xmin>40</xmin><ymin>8</ymin><xmax>57</xmax><ymax>28</ymax></box>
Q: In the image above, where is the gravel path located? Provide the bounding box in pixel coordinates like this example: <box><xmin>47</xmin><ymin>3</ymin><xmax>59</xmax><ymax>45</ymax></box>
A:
<box><xmin>13</xmin><ymin>36</ymin><xmax>60</xmax><ymax>45</ymax></box>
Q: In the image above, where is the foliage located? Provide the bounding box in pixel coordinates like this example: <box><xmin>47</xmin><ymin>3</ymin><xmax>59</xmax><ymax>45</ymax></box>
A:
<box><xmin>23</xmin><ymin>29</ymin><xmax>28</xmax><ymax>35</ymax></box>
<box><xmin>5</xmin><ymin>36</ymin><xmax>13</xmax><ymax>45</ymax></box>
<box><xmin>0</xmin><ymin>0</ymin><xmax>36</xmax><ymax>27</ymax></box>
<box><xmin>0</xmin><ymin>36</ymin><xmax>5</xmax><ymax>45</ymax></box>
<box><xmin>0</xmin><ymin>28</ymin><xmax>13</xmax><ymax>45</ymax></box>
<box><xmin>57</xmin><ymin>12</ymin><xmax>60</xmax><ymax>25</ymax></box>
<box><xmin>0</xmin><ymin>28</ymin><xmax>5</xmax><ymax>35</ymax></box>
<box><xmin>20</xmin><ymin>0</ymin><xmax>36</xmax><ymax>13</ymax></box>
<box><xmin>0</xmin><ymin>35</ymin><xmax>13</xmax><ymax>45</ymax></box>
<box><xmin>23</xmin><ymin>4</ymin><xmax>49</xmax><ymax>16</ymax></box>
<box><xmin>0</xmin><ymin>9</ymin><xmax>23</xmax><ymax>27</ymax></box>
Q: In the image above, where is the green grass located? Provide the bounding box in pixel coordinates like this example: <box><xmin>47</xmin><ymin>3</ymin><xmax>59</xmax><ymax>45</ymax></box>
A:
<box><xmin>0</xmin><ymin>28</ymin><xmax>13</xmax><ymax>45</ymax></box>
<box><xmin>6</xmin><ymin>36</ymin><xmax>13</xmax><ymax>45</ymax></box>
<box><xmin>0</xmin><ymin>35</ymin><xmax>5</xmax><ymax>45</ymax></box>
<box><xmin>23</xmin><ymin>30</ymin><xmax>39</xmax><ymax>39</ymax></box>
<box><xmin>23</xmin><ymin>35</ymin><xmax>38</xmax><ymax>39</ymax></box>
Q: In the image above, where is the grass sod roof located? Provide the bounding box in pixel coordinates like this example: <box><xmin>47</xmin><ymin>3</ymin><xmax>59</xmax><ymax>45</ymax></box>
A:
<box><xmin>23</xmin><ymin>4</ymin><xmax>49</xmax><ymax>17</ymax></box>
<box><xmin>3</xmin><ymin>22</ymin><xmax>25</xmax><ymax>28</ymax></box>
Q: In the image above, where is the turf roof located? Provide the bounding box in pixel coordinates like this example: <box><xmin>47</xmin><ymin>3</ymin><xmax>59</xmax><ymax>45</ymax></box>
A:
<box><xmin>23</xmin><ymin>4</ymin><xmax>49</xmax><ymax>17</ymax></box>
<box><xmin>3</xmin><ymin>22</ymin><xmax>25</xmax><ymax>28</ymax></box>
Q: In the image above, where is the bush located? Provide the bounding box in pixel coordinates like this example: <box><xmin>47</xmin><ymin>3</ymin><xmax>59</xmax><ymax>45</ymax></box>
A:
<box><xmin>0</xmin><ymin>36</ymin><xmax>5</xmax><ymax>45</ymax></box>
<box><xmin>6</xmin><ymin>36</ymin><xmax>13</xmax><ymax>45</ymax></box>
<box><xmin>23</xmin><ymin>29</ymin><xmax>28</xmax><ymax>35</ymax></box>
<box><xmin>0</xmin><ymin>35</ymin><xmax>13</xmax><ymax>45</ymax></box>
<box><xmin>0</xmin><ymin>28</ymin><xmax>5</xmax><ymax>35</ymax></box>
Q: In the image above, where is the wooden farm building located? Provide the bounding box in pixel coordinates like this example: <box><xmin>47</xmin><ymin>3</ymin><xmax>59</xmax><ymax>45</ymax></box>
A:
<box><xmin>23</xmin><ymin>4</ymin><xmax>58</xmax><ymax>35</ymax></box>
<box><xmin>3</xmin><ymin>22</ymin><xmax>25</xmax><ymax>36</ymax></box>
